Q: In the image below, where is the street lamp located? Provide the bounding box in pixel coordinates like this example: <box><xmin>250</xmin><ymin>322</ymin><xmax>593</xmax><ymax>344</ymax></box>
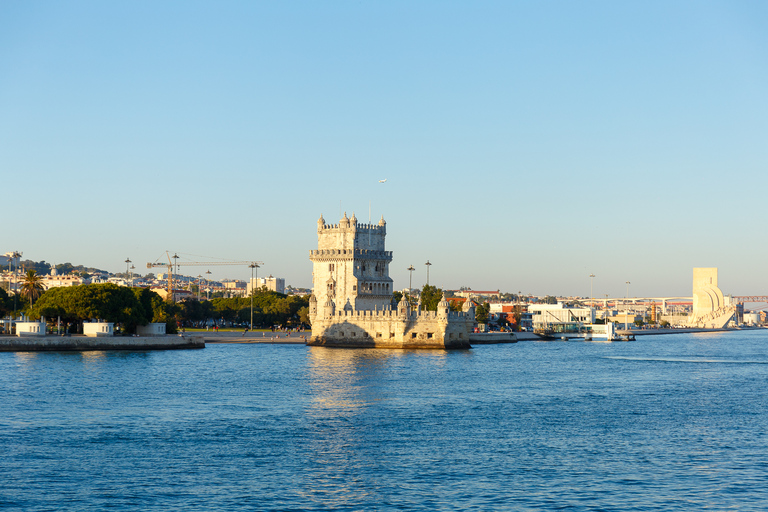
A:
<box><xmin>125</xmin><ymin>258</ymin><xmax>132</xmax><ymax>287</ymax></box>
<box><xmin>206</xmin><ymin>270</ymin><xmax>212</xmax><ymax>300</ymax></box>
<box><xmin>172</xmin><ymin>253</ymin><xmax>179</xmax><ymax>293</ymax></box>
<box><xmin>407</xmin><ymin>265</ymin><xmax>415</xmax><ymax>292</ymax></box>
<box><xmin>197</xmin><ymin>275</ymin><xmax>202</xmax><ymax>301</ymax></box>
<box><xmin>589</xmin><ymin>274</ymin><xmax>595</xmax><ymax>307</ymax></box>
<box><xmin>249</xmin><ymin>262</ymin><xmax>260</xmax><ymax>331</ymax></box>
<box><xmin>7</xmin><ymin>251</ymin><xmax>22</xmax><ymax>320</ymax></box>
<box><xmin>625</xmin><ymin>281</ymin><xmax>631</xmax><ymax>330</ymax></box>
<box><xmin>425</xmin><ymin>260</ymin><xmax>432</xmax><ymax>286</ymax></box>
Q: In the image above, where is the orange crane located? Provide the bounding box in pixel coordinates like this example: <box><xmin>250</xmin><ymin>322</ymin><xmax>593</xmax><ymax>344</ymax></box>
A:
<box><xmin>147</xmin><ymin>252</ymin><xmax>263</xmax><ymax>302</ymax></box>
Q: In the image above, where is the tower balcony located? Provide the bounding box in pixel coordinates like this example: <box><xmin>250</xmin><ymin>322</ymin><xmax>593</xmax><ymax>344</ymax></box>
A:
<box><xmin>310</xmin><ymin>249</ymin><xmax>393</xmax><ymax>261</ymax></box>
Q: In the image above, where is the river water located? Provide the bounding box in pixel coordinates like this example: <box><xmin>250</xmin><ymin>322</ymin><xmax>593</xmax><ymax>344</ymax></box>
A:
<box><xmin>2</xmin><ymin>330</ymin><xmax>767</xmax><ymax>511</ymax></box>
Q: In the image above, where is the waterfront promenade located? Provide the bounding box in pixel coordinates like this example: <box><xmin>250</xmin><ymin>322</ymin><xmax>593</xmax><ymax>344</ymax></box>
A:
<box><xmin>0</xmin><ymin>335</ymin><xmax>204</xmax><ymax>352</ymax></box>
<box><xmin>202</xmin><ymin>330</ymin><xmax>309</xmax><ymax>344</ymax></box>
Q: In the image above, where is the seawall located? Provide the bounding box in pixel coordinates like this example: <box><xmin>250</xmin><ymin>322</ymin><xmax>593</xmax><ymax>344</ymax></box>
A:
<box><xmin>614</xmin><ymin>327</ymin><xmax>760</xmax><ymax>336</ymax></box>
<box><xmin>307</xmin><ymin>337</ymin><xmax>471</xmax><ymax>350</ymax></box>
<box><xmin>0</xmin><ymin>335</ymin><xmax>205</xmax><ymax>352</ymax></box>
<box><xmin>469</xmin><ymin>332</ymin><xmax>517</xmax><ymax>344</ymax></box>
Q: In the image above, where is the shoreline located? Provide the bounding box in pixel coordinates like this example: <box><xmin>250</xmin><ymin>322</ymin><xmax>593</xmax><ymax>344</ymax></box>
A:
<box><xmin>0</xmin><ymin>335</ymin><xmax>205</xmax><ymax>352</ymax></box>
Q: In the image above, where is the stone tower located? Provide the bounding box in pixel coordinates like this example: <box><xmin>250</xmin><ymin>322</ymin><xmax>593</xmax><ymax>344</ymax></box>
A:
<box><xmin>308</xmin><ymin>213</ymin><xmax>473</xmax><ymax>349</ymax></box>
<box><xmin>309</xmin><ymin>213</ymin><xmax>393</xmax><ymax>322</ymax></box>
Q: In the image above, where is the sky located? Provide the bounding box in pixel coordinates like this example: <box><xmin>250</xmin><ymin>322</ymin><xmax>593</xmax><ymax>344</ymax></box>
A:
<box><xmin>2</xmin><ymin>1</ymin><xmax>767</xmax><ymax>298</ymax></box>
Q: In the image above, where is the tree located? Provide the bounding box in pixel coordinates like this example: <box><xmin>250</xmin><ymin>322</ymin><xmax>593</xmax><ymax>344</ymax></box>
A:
<box><xmin>513</xmin><ymin>307</ymin><xmax>522</xmax><ymax>330</ymax></box>
<box><xmin>475</xmin><ymin>302</ymin><xmax>490</xmax><ymax>324</ymax></box>
<box><xmin>0</xmin><ymin>288</ymin><xmax>11</xmax><ymax>317</ymax></box>
<box><xmin>20</xmin><ymin>269</ymin><xmax>45</xmax><ymax>307</ymax></box>
<box><xmin>31</xmin><ymin>283</ymin><xmax>160</xmax><ymax>334</ymax></box>
<box><xmin>20</xmin><ymin>260</ymin><xmax>51</xmax><ymax>275</ymax></box>
<box><xmin>420</xmin><ymin>284</ymin><xmax>443</xmax><ymax>311</ymax></box>
<box><xmin>56</xmin><ymin>263</ymin><xmax>75</xmax><ymax>275</ymax></box>
<box><xmin>298</xmin><ymin>306</ymin><xmax>311</xmax><ymax>327</ymax></box>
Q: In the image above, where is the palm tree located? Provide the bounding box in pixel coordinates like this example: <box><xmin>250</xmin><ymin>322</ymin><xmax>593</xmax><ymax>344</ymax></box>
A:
<box><xmin>20</xmin><ymin>269</ymin><xmax>45</xmax><ymax>307</ymax></box>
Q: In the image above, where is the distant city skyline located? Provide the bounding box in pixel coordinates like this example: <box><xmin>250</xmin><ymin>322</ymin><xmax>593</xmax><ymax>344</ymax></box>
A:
<box><xmin>3</xmin><ymin>2</ymin><xmax>767</xmax><ymax>298</ymax></box>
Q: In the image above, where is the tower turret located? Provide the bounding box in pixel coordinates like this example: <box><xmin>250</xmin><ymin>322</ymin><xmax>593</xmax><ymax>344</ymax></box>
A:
<box><xmin>324</xmin><ymin>297</ymin><xmax>335</xmax><ymax>316</ymax></box>
<box><xmin>437</xmin><ymin>297</ymin><xmax>450</xmax><ymax>318</ymax></box>
<box><xmin>398</xmin><ymin>295</ymin><xmax>410</xmax><ymax>317</ymax></box>
<box><xmin>309</xmin><ymin>294</ymin><xmax>318</xmax><ymax>318</ymax></box>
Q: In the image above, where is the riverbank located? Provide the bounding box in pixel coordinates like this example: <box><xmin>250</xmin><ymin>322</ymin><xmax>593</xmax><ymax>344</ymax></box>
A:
<box><xmin>0</xmin><ymin>335</ymin><xmax>205</xmax><ymax>352</ymax></box>
<box><xmin>203</xmin><ymin>331</ymin><xmax>308</xmax><ymax>345</ymax></box>
<box><xmin>616</xmin><ymin>326</ymin><xmax>766</xmax><ymax>336</ymax></box>
<box><xmin>469</xmin><ymin>332</ymin><xmax>517</xmax><ymax>344</ymax></box>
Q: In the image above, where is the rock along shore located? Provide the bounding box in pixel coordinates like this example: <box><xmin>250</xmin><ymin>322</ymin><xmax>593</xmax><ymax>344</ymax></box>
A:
<box><xmin>0</xmin><ymin>335</ymin><xmax>205</xmax><ymax>352</ymax></box>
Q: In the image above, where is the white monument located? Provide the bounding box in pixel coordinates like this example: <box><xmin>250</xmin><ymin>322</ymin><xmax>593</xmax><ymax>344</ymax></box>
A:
<box><xmin>687</xmin><ymin>268</ymin><xmax>735</xmax><ymax>328</ymax></box>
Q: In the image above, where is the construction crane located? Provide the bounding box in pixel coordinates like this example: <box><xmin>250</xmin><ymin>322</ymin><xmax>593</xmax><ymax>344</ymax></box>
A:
<box><xmin>147</xmin><ymin>252</ymin><xmax>263</xmax><ymax>302</ymax></box>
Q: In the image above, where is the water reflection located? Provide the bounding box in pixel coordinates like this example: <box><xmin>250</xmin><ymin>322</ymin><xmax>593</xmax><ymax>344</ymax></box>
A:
<box><xmin>306</xmin><ymin>348</ymin><xmax>450</xmax><ymax>414</ymax></box>
<box><xmin>302</xmin><ymin>347</ymin><xmax>455</xmax><ymax>506</ymax></box>
<box><xmin>13</xmin><ymin>352</ymin><xmax>39</xmax><ymax>364</ymax></box>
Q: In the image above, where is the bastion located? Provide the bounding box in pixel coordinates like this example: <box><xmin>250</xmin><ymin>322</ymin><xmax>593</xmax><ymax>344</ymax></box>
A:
<box><xmin>307</xmin><ymin>213</ymin><xmax>473</xmax><ymax>349</ymax></box>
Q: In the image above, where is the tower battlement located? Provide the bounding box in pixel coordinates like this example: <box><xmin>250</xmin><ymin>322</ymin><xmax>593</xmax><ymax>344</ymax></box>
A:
<box><xmin>317</xmin><ymin>212</ymin><xmax>386</xmax><ymax>234</ymax></box>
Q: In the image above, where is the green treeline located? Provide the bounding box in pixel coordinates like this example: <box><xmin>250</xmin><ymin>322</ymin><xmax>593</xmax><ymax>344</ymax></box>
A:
<box><xmin>31</xmin><ymin>284</ymin><xmax>176</xmax><ymax>334</ymax></box>
<box><xmin>28</xmin><ymin>283</ymin><xmax>310</xmax><ymax>334</ymax></box>
<box><xmin>176</xmin><ymin>290</ymin><xmax>309</xmax><ymax>328</ymax></box>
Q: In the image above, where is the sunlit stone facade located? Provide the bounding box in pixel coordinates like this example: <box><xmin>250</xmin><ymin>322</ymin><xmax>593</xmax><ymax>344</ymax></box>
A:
<box><xmin>308</xmin><ymin>213</ymin><xmax>473</xmax><ymax>349</ymax></box>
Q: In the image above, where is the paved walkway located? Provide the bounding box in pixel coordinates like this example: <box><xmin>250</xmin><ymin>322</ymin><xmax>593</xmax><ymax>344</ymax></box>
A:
<box><xmin>201</xmin><ymin>330</ymin><xmax>309</xmax><ymax>344</ymax></box>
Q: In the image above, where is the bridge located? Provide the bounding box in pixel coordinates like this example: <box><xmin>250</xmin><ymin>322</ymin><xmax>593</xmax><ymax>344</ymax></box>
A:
<box><xmin>733</xmin><ymin>296</ymin><xmax>768</xmax><ymax>305</ymax></box>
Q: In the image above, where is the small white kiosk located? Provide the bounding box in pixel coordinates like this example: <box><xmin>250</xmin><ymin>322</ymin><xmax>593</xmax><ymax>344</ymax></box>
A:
<box><xmin>16</xmin><ymin>320</ymin><xmax>47</xmax><ymax>336</ymax></box>
<box><xmin>136</xmin><ymin>323</ymin><xmax>167</xmax><ymax>336</ymax></box>
<box><xmin>83</xmin><ymin>321</ymin><xmax>114</xmax><ymax>337</ymax></box>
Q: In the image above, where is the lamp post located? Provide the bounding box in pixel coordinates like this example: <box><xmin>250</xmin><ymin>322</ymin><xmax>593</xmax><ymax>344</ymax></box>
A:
<box><xmin>407</xmin><ymin>265</ymin><xmax>415</xmax><ymax>292</ymax></box>
<box><xmin>206</xmin><ymin>270</ymin><xmax>212</xmax><ymax>300</ymax></box>
<box><xmin>8</xmin><ymin>251</ymin><xmax>21</xmax><ymax>320</ymax></box>
<box><xmin>425</xmin><ymin>260</ymin><xmax>432</xmax><ymax>286</ymax></box>
<box><xmin>589</xmin><ymin>274</ymin><xmax>595</xmax><ymax>307</ymax></box>
<box><xmin>172</xmin><ymin>253</ymin><xmax>179</xmax><ymax>293</ymax></box>
<box><xmin>625</xmin><ymin>281</ymin><xmax>631</xmax><ymax>330</ymax></box>
<box><xmin>197</xmin><ymin>275</ymin><xmax>202</xmax><ymax>301</ymax></box>
<box><xmin>249</xmin><ymin>262</ymin><xmax>260</xmax><ymax>331</ymax></box>
<box><xmin>125</xmin><ymin>258</ymin><xmax>132</xmax><ymax>287</ymax></box>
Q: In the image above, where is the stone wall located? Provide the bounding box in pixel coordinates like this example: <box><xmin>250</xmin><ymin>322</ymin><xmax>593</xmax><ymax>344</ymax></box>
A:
<box><xmin>0</xmin><ymin>335</ymin><xmax>204</xmax><ymax>352</ymax></box>
<box><xmin>309</xmin><ymin>307</ymin><xmax>472</xmax><ymax>349</ymax></box>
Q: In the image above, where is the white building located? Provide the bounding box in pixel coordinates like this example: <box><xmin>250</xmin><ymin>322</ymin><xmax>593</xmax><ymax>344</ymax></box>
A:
<box><xmin>41</xmin><ymin>274</ymin><xmax>86</xmax><ymax>289</ymax></box>
<box><xmin>247</xmin><ymin>276</ymin><xmax>286</xmax><ymax>295</ymax></box>
<box><xmin>83</xmin><ymin>321</ymin><xmax>114</xmax><ymax>337</ymax></box>
<box><xmin>529</xmin><ymin>303</ymin><xmax>594</xmax><ymax>333</ymax></box>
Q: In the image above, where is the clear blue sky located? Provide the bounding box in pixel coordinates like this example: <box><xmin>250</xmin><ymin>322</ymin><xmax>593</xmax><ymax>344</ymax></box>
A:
<box><xmin>2</xmin><ymin>1</ymin><xmax>767</xmax><ymax>298</ymax></box>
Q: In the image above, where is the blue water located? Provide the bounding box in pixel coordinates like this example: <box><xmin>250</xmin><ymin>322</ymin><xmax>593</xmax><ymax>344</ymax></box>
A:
<box><xmin>2</xmin><ymin>331</ymin><xmax>768</xmax><ymax>511</ymax></box>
